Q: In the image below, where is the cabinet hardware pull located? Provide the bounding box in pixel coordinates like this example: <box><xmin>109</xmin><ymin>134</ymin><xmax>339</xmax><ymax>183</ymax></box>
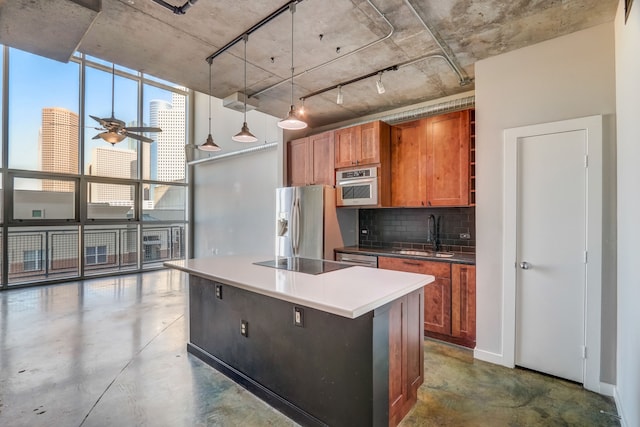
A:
<box><xmin>403</xmin><ymin>261</ymin><xmax>421</xmax><ymax>266</ymax></box>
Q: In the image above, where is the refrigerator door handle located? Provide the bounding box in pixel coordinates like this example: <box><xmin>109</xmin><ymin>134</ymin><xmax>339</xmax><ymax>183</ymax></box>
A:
<box><xmin>292</xmin><ymin>197</ymin><xmax>301</xmax><ymax>256</ymax></box>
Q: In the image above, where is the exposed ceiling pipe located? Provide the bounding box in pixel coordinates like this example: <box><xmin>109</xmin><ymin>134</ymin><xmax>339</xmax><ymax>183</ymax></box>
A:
<box><xmin>205</xmin><ymin>0</ymin><xmax>305</xmax><ymax>64</ymax></box>
<box><xmin>250</xmin><ymin>0</ymin><xmax>394</xmax><ymax>98</ymax></box>
<box><xmin>404</xmin><ymin>0</ymin><xmax>472</xmax><ymax>86</ymax></box>
<box><xmin>300</xmin><ymin>53</ymin><xmax>461</xmax><ymax>102</ymax></box>
<box><xmin>151</xmin><ymin>0</ymin><xmax>199</xmax><ymax>15</ymax></box>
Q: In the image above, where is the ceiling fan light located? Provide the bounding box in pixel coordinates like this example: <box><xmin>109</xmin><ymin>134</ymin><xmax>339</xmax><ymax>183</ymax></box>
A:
<box><xmin>199</xmin><ymin>134</ymin><xmax>222</xmax><ymax>151</ymax></box>
<box><xmin>232</xmin><ymin>122</ymin><xmax>258</xmax><ymax>143</ymax></box>
<box><xmin>277</xmin><ymin>106</ymin><xmax>307</xmax><ymax>130</ymax></box>
<box><xmin>101</xmin><ymin>132</ymin><xmax>126</xmax><ymax>144</ymax></box>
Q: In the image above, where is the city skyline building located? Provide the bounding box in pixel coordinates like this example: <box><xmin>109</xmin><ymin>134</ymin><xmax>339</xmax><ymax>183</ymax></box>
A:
<box><xmin>87</xmin><ymin>146</ymin><xmax>136</xmax><ymax>206</ymax></box>
<box><xmin>39</xmin><ymin>107</ymin><xmax>78</xmax><ymax>192</ymax></box>
<box><xmin>151</xmin><ymin>94</ymin><xmax>186</xmax><ymax>183</ymax></box>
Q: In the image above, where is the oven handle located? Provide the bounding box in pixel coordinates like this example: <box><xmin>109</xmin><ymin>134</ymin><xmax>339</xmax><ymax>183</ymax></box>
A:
<box><xmin>337</xmin><ymin>178</ymin><xmax>375</xmax><ymax>185</ymax></box>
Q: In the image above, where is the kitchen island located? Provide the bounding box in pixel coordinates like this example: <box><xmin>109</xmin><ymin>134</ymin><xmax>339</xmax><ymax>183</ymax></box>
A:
<box><xmin>165</xmin><ymin>256</ymin><xmax>434</xmax><ymax>427</ymax></box>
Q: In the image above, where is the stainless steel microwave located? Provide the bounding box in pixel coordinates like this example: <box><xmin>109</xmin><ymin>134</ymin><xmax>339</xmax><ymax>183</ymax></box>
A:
<box><xmin>336</xmin><ymin>167</ymin><xmax>378</xmax><ymax>206</ymax></box>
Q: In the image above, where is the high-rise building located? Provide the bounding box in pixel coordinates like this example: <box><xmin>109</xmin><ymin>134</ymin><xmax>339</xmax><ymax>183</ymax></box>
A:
<box><xmin>87</xmin><ymin>147</ymin><xmax>136</xmax><ymax>206</ymax></box>
<box><xmin>150</xmin><ymin>94</ymin><xmax>186</xmax><ymax>182</ymax></box>
<box><xmin>39</xmin><ymin>107</ymin><xmax>79</xmax><ymax>192</ymax></box>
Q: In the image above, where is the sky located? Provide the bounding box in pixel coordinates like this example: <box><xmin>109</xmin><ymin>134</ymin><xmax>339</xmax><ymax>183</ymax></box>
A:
<box><xmin>3</xmin><ymin>48</ymin><xmax>177</xmax><ymax>173</ymax></box>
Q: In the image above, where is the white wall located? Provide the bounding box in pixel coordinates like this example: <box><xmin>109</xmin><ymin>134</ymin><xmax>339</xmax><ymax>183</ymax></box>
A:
<box><xmin>191</xmin><ymin>91</ymin><xmax>283</xmax><ymax>258</ymax></box>
<box><xmin>614</xmin><ymin>0</ymin><xmax>640</xmax><ymax>424</ymax></box>
<box><xmin>474</xmin><ymin>22</ymin><xmax>617</xmax><ymax>384</ymax></box>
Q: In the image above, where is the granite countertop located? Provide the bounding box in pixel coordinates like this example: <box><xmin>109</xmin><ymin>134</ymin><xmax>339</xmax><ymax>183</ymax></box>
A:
<box><xmin>165</xmin><ymin>255</ymin><xmax>434</xmax><ymax>319</ymax></box>
<box><xmin>335</xmin><ymin>246</ymin><xmax>476</xmax><ymax>265</ymax></box>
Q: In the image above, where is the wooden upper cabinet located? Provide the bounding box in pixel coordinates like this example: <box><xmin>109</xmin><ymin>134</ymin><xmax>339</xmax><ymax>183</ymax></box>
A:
<box><xmin>390</xmin><ymin>110</ymin><xmax>472</xmax><ymax>207</ymax></box>
<box><xmin>310</xmin><ymin>131</ymin><xmax>335</xmax><ymax>186</ymax></box>
<box><xmin>451</xmin><ymin>264</ymin><xmax>476</xmax><ymax>344</ymax></box>
<box><xmin>287</xmin><ymin>131</ymin><xmax>334</xmax><ymax>186</ymax></box>
<box><xmin>391</xmin><ymin>119</ymin><xmax>427</xmax><ymax>207</ymax></box>
<box><xmin>425</xmin><ymin>110</ymin><xmax>470</xmax><ymax>206</ymax></box>
<box><xmin>288</xmin><ymin>137</ymin><xmax>310</xmax><ymax>187</ymax></box>
<box><xmin>334</xmin><ymin>121</ymin><xmax>389</xmax><ymax>168</ymax></box>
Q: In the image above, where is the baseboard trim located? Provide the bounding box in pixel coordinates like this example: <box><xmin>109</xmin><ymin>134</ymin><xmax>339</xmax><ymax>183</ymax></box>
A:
<box><xmin>599</xmin><ymin>382</ymin><xmax>615</xmax><ymax>397</ymax></box>
<box><xmin>614</xmin><ymin>387</ymin><xmax>628</xmax><ymax>427</ymax></box>
<box><xmin>473</xmin><ymin>348</ymin><xmax>512</xmax><ymax>367</ymax></box>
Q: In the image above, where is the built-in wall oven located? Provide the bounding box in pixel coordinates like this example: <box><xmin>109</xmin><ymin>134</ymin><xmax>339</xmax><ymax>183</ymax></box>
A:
<box><xmin>335</xmin><ymin>167</ymin><xmax>378</xmax><ymax>207</ymax></box>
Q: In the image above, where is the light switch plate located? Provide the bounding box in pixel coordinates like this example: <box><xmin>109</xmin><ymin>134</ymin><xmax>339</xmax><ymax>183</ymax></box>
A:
<box><xmin>293</xmin><ymin>307</ymin><xmax>304</xmax><ymax>327</ymax></box>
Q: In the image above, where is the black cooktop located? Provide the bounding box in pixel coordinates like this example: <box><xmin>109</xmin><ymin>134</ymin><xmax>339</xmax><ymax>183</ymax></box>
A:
<box><xmin>254</xmin><ymin>257</ymin><xmax>353</xmax><ymax>275</ymax></box>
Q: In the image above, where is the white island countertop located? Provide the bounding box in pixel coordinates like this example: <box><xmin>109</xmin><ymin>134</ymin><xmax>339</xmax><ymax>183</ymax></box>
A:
<box><xmin>165</xmin><ymin>255</ymin><xmax>434</xmax><ymax>319</ymax></box>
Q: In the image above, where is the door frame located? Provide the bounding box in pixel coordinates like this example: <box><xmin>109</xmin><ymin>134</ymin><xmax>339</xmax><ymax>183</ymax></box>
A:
<box><xmin>502</xmin><ymin>115</ymin><xmax>603</xmax><ymax>393</ymax></box>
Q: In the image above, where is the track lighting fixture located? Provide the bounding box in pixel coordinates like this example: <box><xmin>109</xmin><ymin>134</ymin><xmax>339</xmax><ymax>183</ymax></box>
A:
<box><xmin>199</xmin><ymin>61</ymin><xmax>222</xmax><ymax>152</ymax></box>
<box><xmin>277</xmin><ymin>4</ymin><xmax>307</xmax><ymax>130</ymax></box>
<box><xmin>336</xmin><ymin>85</ymin><xmax>343</xmax><ymax>105</ymax></box>
<box><xmin>376</xmin><ymin>72</ymin><xmax>385</xmax><ymax>94</ymax></box>
<box><xmin>233</xmin><ymin>34</ymin><xmax>258</xmax><ymax>143</ymax></box>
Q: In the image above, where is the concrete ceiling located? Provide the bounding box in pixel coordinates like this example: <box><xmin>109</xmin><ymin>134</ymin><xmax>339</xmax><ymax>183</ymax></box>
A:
<box><xmin>0</xmin><ymin>0</ymin><xmax>618</xmax><ymax>128</ymax></box>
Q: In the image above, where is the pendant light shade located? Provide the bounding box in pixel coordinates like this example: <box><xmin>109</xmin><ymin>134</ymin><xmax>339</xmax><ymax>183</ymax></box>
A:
<box><xmin>199</xmin><ymin>61</ymin><xmax>222</xmax><ymax>152</ymax></box>
<box><xmin>278</xmin><ymin>4</ymin><xmax>307</xmax><ymax>130</ymax></box>
<box><xmin>233</xmin><ymin>35</ymin><xmax>258</xmax><ymax>143</ymax></box>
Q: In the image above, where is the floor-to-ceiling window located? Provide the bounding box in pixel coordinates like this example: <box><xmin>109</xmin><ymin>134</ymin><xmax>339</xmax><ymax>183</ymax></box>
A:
<box><xmin>0</xmin><ymin>47</ymin><xmax>189</xmax><ymax>288</ymax></box>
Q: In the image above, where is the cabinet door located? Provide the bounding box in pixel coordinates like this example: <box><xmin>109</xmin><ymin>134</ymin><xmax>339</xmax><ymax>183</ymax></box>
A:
<box><xmin>451</xmin><ymin>264</ymin><xmax>476</xmax><ymax>342</ymax></box>
<box><xmin>310</xmin><ymin>131</ymin><xmax>335</xmax><ymax>186</ymax></box>
<box><xmin>334</xmin><ymin>126</ymin><xmax>359</xmax><ymax>168</ymax></box>
<box><xmin>391</xmin><ymin>119</ymin><xmax>427</xmax><ymax>206</ymax></box>
<box><xmin>378</xmin><ymin>257</ymin><xmax>451</xmax><ymax>335</ymax></box>
<box><xmin>358</xmin><ymin>122</ymin><xmax>381</xmax><ymax>165</ymax></box>
<box><xmin>287</xmin><ymin>137</ymin><xmax>310</xmax><ymax>186</ymax></box>
<box><xmin>425</xmin><ymin>110</ymin><xmax>470</xmax><ymax>206</ymax></box>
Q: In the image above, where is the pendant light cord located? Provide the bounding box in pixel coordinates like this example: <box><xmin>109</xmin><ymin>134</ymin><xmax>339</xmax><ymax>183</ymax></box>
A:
<box><xmin>290</xmin><ymin>4</ymin><xmax>295</xmax><ymax>108</ymax></box>
<box><xmin>208</xmin><ymin>61</ymin><xmax>212</xmax><ymax>134</ymax></box>
<box><xmin>243</xmin><ymin>35</ymin><xmax>248</xmax><ymax>120</ymax></box>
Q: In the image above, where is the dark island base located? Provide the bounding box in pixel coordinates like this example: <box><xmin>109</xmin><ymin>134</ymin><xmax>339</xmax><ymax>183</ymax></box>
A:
<box><xmin>188</xmin><ymin>274</ymin><xmax>424</xmax><ymax>427</ymax></box>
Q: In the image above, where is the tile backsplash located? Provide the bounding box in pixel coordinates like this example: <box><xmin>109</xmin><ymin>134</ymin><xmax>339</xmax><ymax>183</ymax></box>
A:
<box><xmin>358</xmin><ymin>207</ymin><xmax>476</xmax><ymax>252</ymax></box>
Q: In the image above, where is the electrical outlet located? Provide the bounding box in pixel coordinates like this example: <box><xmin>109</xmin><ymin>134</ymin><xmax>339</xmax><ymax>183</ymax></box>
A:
<box><xmin>240</xmin><ymin>320</ymin><xmax>249</xmax><ymax>337</ymax></box>
<box><xmin>360</xmin><ymin>227</ymin><xmax>369</xmax><ymax>235</ymax></box>
<box><xmin>293</xmin><ymin>307</ymin><xmax>304</xmax><ymax>327</ymax></box>
<box><xmin>215</xmin><ymin>284</ymin><xmax>222</xmax><ymax>299</ymax></box>
<box><xmin>460</xmin><ymin>233</ymin><xmax>471</xmax><ymax>239</ymax></box>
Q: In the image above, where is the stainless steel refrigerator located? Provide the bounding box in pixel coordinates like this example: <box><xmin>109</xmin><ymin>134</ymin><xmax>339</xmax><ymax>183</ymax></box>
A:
<box><xmin>275</xmin><ymin>185</ymin><xmax>357</xmax><ymax>260</ymax></box>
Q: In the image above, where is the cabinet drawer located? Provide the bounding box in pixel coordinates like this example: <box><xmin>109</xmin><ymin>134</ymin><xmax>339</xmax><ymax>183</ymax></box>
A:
<box><xmin>378</xmin><ymin>257</ymin><xmax>450</xmax><ymax>278</ymax></box>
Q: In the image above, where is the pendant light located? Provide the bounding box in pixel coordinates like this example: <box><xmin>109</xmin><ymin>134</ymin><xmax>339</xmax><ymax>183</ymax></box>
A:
<box><xmin>199</xmin><ymin>61</ymin><xmax>222</xmax><ymax>152</ymax></box>
<box><xmin>232</xmin><ymin>34</ymin><xmax>258</xmax><ymax>143</ymax></box>
<box><xmin>277</xmin><ymin>4</ymin><xmax>307</xmax><ymax>130</ymax></box>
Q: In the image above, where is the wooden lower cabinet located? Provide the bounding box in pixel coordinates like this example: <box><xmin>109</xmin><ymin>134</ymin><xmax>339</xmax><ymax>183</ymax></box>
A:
<box><xmin>451</xmin><ymin>264</ymin><xmax>476</xmax><ymax>345</ymax></box>
<box><xmin>379</xmin><ymin>257</ymin><xmax>476</xmax><ymax>348</ymax></box>
<box><xmin>388</xmin><ymin>287</ymin><xmax>424</xmax><ymax>426</ymax></box>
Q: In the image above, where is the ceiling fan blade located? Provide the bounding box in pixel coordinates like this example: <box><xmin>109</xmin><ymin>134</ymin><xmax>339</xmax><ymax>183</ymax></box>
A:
<box><xmin>92</xmin><ymin>133</ymin><xmax>103</xmax><ymax>140</ymax></box>
<box><xmin>89</xmin><ymin>115</ymin><xmax>107</xmax><ymax>126</ymax></box>
<box><xmin>124</xmin><ymin>132</ymin><xmax>154</xmax><ymax>143</ymax></box>
<box><xmin>125</xmin><ymin>126</ymin><xmax>162</xmax><ymax>133</ymax></box>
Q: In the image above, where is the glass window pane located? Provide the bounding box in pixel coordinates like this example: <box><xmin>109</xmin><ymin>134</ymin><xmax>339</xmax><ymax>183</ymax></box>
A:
<box><xmin>143</xmin><ymin>184</ymin><xmax>185</xmax><ymax>221</ymax></box>
<box><xmin>8</xmin><ymin>48</ymin><xmax>80</xmax><ymax>172</ymax></box>
<box><xmin>144</xmin><ymin>84</ymin><xmax>186</xmax><ymax>183</ymax></box>
<box><xmin>84</xmin><ymin>225</ymin><xmax>138</xmax><ymax>275</ymax></box>
<box><xmin>142</xmin><ymin>223</ymin><xmax>185</xmax><ymax>268</ymax></box>
<box><xmin>7</xmin><ymin>226</ymin><xmax>79</xmax><ymax>286</ymax></box>
<box><xmin>14</xmin><ymin>177</ymin><xmax>76</xmax><ymax>220</ymax></box>
<box><xmin>85</xmin><ymin>65</ymin><xmax>139</xmax><ymax>178</ymax></box>
<box><xmin>86</xmin><ymin>181</ymin><xmax>135</xmax><ymax>219</ymax></box>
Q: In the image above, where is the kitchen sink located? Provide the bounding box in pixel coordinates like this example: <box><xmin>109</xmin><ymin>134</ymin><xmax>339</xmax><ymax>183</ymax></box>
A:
<box><xmin>394</xmin><ymin>249</ymin><xmax>455</xmax><ymax>258</ymax></box>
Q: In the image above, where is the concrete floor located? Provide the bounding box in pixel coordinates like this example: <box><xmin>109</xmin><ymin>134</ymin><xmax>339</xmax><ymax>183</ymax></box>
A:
<box><xmin>0</xmin><ymin>269</ymin><xmax>619</xmax><ymax>426</ymax></box>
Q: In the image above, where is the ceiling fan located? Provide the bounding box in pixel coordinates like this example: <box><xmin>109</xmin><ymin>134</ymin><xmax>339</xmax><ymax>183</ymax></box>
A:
<box><xmin>90</xmin><ymin>64</ymin><xmax>161</xmax><ymax>145</ymax></box>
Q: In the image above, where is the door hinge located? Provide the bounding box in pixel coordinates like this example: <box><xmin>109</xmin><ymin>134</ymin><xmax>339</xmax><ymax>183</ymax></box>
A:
<box><xmin>584</xmin><ymin>155</ymin><xmax>588</xmax><ymax>168</ymax></box>
<box><xmin>582</xmin><ymin>346</ymin><xmax>587</xmax><ymax>359</ymax></box>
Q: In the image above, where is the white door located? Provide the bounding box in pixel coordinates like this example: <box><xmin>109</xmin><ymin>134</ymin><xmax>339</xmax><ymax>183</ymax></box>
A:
<box><xmin>514</xmin><ymin>130</ymin><xmax>586</xmax><ymax>383</ymax></box>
